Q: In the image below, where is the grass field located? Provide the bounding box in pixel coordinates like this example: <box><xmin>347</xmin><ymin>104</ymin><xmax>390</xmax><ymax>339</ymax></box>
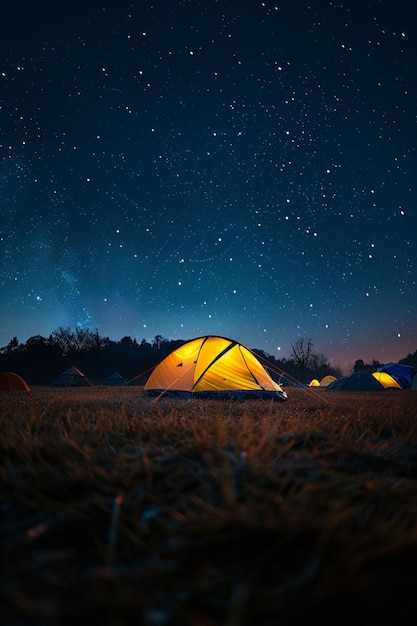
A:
<box><xmin>1</xmin><ymin>386</ymin><xmax>417</xmax><ymax>625</ymax></box>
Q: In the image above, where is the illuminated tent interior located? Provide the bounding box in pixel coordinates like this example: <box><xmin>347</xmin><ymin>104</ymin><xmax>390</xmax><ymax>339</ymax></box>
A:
<box><xmin>372</xmin><ymin>371</ymin><xmax>402</xmax><ymax>389</ymax></box>
<box><xmin>144</xmin><ymin>335</ymin><xmax>288</xmax><ymax>400</ymax></box>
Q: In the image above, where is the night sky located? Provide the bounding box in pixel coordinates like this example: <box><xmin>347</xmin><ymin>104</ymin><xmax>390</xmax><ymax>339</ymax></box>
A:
<box><xmin>1</xmin><ymin>0</ymin><xmax>416</xmax><ymax>371</ymax></box>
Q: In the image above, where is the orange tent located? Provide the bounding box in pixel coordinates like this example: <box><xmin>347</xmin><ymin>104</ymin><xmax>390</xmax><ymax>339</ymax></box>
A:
<box><xmin>0</xmin><ymin>372</ymin><xmax>31</xmax><ymax>391</ymax></box>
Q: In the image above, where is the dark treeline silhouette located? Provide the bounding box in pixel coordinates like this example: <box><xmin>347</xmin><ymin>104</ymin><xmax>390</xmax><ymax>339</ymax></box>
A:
<box><xmin>353</xmin><ymin>350</ymin><xmax>417</xmax><ymax>374</ymax></box>
<box><xmin>0</xmin><ymin>328</ymin><xmax>185</xmax><ymax>385</ymax></box>
<box><xmin>0</xmin><ymin>327</ymin><xmax>415</xmax><ymax>386</ymax></box>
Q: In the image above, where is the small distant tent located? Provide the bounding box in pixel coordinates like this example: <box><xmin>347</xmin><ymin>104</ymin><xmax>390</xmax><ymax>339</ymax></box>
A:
<box><xmin>102</xmin><ymin>372</ymin><xmax>127</xmax><ymax>386</ymax></box>
<box><xmin>52</xmin><ymin>366</ymin><xmax>92</xmax><ymax>387</ymax></box>
<box><xmin>377</xmin><ymin>363</ymin><xmax>416</xmax><ymax>389</ymax></box>
<box><xmin>320</xmin><ymin>375</ymin><xmax>337</xmax><ymax>387</ymax></box>
<box><xmin>144</xmin><ymin>335</ymin><xmax>288</xmax><ymax>400</ymax></box>
<box><xmin>372</xmin><ymin>371</ymin><xmax>402</xmax><ymax>389</ymax></box>
<box><xmin>327</xmin><ymin>372</ymin><xmax>384</xmax><ymax>392</ymax></box>
<box><xmin>0</xmin><ymin>372</ymin><xmax>31</xmax><ymax>391</ymax></box>
<box><xmin>309</xmin><ymin>379</ymin><xmax>320</xmax><ymax>387</ymax></box>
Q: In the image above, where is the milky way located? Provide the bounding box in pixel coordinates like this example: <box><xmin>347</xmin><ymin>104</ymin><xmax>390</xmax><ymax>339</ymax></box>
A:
<box><xmin>1</xmin><ymin>0</ymin><xmax>416</xmax><ymax>370</ymax></box>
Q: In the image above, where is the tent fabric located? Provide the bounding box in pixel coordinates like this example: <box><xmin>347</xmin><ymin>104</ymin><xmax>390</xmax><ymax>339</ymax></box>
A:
<box><xmin>372</xmin><ymin>371</ymin><xmax>402</xmax><ymax>389</ymax></box>
<box><xmin>309</xmin><ymin>379</ymin><xmax>320</xmax><ymax>387</ymax></box>
<box><xmin>52</xmin><ymin>366</ymin><xmax>92</xmax><ymax>387</ymax></box>
<box><xmin>0</xmin><ymin>372</ymin><xmax>31</xmax><ymax>391</ymax></box>
<box><xmin>144</xmin><ymin>336</ymin><xmax>288</xmax><ymax>400</ymax></box>
<box><xmin>102</xmin><ymin>372</ymin><xmax>127</xmax><ymax>386</ymax></box>
<box><xmin>377</xmin><ymin>363</ymin><xmax>416</xmax><ymax>389</ymax></box>
<box><xmin>320</xmin><ymin>375</ymin><xmax>337</xmax><ymax>387</ymax></box>
<box><xmin>327</xmin><ymin>372</ymin><xmax>385</xmax><ymax>392</ymax></box>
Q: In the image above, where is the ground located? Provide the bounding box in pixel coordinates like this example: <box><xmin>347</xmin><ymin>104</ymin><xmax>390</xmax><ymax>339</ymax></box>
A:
<box><xmin>1</xmin><ymin>386</ymin><xmax>417</xmax><ymax>625</ymax></box>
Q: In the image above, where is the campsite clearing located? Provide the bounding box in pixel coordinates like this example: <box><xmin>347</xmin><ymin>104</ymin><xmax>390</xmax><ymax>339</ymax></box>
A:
<box><xmin>1</xmin><ymin>386</ymin><xmax>417</xmax><ymax>625</ymax></box>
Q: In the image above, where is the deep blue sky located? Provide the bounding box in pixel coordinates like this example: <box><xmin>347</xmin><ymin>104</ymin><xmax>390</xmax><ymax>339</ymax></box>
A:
<box><xmin>1</xmin><ymin>0</ymin><xmax>416</xmax><ymax>370</ymax></box>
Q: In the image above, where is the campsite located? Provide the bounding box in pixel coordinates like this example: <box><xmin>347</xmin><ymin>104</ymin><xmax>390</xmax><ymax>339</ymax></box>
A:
<box><xmin>1</xmin><ymin>379</ymin><xmax>417</xmax><ymax>625</ymax></box>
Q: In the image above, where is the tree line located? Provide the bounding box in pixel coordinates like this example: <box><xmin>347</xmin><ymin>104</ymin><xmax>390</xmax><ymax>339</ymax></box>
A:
<box><xmin>1</xmin><ymin>327</ymin><xmax>415</xmax><ymax>386</ymax></box>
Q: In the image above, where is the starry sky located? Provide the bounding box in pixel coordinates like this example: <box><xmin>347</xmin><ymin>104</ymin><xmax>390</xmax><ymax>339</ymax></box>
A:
<box><xmin>1</xmin><ymin>0</ymin><xmax>416</xmax><ymax>371</ymax></box>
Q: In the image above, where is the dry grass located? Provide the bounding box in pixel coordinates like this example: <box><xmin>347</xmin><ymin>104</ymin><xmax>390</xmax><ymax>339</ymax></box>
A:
<box><xmin>1</xmin><ymin>386</ymin><xmax>417</xmax><ymax>625</ymax></box>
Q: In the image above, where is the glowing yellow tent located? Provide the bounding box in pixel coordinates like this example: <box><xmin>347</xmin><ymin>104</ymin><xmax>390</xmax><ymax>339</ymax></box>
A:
<box><xmin>372</xmin><ymin>371</ymin><xmax>402</xmax><ymax>389</ymax></box>
<box><xmin>144</xmin><ymin>336</ymin><xmax>288</xmax><ymax>400</ymax></box>
<box><xmin>309</xmin><ymin>379</ymin><xmax>320</xmax><ymax>387</ymax></box>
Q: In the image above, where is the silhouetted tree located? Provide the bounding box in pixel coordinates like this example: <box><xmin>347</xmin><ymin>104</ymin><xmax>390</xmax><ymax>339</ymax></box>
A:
<box><xmin>354</xmin><ymin>359</ymin><xmax>365</xmax><ymax>372</ymax></box>
<box><xmin>22</xmin><ymin>335</ymin><xmax>62</xmax><ymax>383</ymax></box>
<box><xmin>51</xmin><ymin>327</ymin><xmax>75</xmax><ymax>355</ymax></box>
<box><xmin>310</xmin><ymin>352</ymin><xmax>330</xmax><ymax>378</ymax></box>
<box><xmin>3</xmin><ymin>337</ymin><xmax>20</xmax><ymax>354</ymax></box>
<box><xmin>73</xmin><ymin>328</ymin><xmax>104</xmax><ymax>352</ymax></box>
<box><xmin>354</xmin><ymin>359</ymin><xmax>382</xmax><ymax>374</ymax></box>
<box><xmin>400</xmin><ymin>350</ymin><xmax>417</xmax><ymax>368</ymax></box>
<box><xmin>291</xmin><ymin>338</ymin><xmax>314</xmax><ymax>378</ymax></box>
<box><xmin>119</xmin><ymin>336</ymin><xmax>139</xmax><ymax>349</ymax></box>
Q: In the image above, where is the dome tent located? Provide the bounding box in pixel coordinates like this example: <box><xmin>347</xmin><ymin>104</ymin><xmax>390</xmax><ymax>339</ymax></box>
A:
<box><xmin>144</xmin><ymin>335</ymin><xmax>288</xmax><ymax>400</ymax></box>
<box><xmin>377</xmin><ymin>363</ymin><xmax>416</xmax><ymax>389</ymax></box>
<box><xmin>320</xmin><ymin>375</ymin><xmax>337</xmax><ymax>387</ymax></box>
<box><xmin>327</xmin><ymin>372</ymin><xmax>384</xmax><ymax>392</ymax></box>
<box><xmin>372</xmin><ymin>371</ymin><xmax>402</xmax><ymax>389</ymax></box>
<box><xmin>0</xmin><ymin>372</ymin><xmax>31</xmax><ymax>391</ymax></box>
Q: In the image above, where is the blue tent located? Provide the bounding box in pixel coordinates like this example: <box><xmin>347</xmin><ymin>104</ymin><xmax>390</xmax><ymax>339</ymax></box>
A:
<box><xmin>327</xmin><ymin>372</ymin><xmax>384</xmax><ymax>392</ymax></box>
<box><xmin>377</xmin><ymin>363</ymin><xmax>416</xmax><ymax>389</ymax></box>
